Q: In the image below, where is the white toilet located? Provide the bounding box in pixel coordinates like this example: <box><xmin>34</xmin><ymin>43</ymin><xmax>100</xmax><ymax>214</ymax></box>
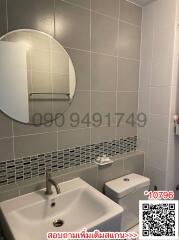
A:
<box><xmin>105</xmin><ymin>173</ymin><xmax>150</xmax><ymax>233</ymax></box>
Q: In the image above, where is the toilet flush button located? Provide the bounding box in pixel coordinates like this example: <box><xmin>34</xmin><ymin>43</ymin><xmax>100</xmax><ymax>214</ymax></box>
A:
<box><xmin>123</xmin><ymin>178</ymin><xmax>130</xmax><ymax>182</ymax></box>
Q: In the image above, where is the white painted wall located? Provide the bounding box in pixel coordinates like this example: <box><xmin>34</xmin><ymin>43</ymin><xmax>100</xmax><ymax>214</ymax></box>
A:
<box><xmin>138</xmin><ymin>0</ymin><xmax>177</xmax><ymax>190</ymax></box>
<box><xmin>166</xmin><ymin>0</ymin><xmax>179</xmax><ymax>197</ymax></box>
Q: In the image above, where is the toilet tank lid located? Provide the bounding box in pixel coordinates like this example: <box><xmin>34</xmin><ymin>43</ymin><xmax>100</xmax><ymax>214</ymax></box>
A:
<box><xmin>105</xmin><ymin>173</ymin><xmax>150</xmax><ymax>198</ymax></box>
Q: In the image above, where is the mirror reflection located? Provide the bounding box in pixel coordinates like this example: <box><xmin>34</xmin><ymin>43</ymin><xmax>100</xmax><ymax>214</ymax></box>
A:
<box><xmin>0</xmin><ymin>29</ymin><xmax>76</xmax><ymax>124</ymax></box>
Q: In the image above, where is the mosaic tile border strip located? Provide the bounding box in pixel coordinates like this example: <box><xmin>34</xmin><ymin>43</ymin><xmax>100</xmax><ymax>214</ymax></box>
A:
<box><xmin>0</xmin><ymin>136</ymin><xmax>137</xmax><ymax>186</ymax></box>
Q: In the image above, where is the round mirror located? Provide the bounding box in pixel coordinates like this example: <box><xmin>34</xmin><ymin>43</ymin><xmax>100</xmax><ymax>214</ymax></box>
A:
<box><xmin>0</xmin><ymin>29</ymin><xmax>76</xmax><ymax>124</ymax></box>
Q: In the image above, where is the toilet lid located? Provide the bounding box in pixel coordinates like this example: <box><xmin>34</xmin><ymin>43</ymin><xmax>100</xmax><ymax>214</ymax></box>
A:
<box><xmin>105</xmin><ymin>173</ymin><xmax>150</xmax><ymax>198</ymax></box>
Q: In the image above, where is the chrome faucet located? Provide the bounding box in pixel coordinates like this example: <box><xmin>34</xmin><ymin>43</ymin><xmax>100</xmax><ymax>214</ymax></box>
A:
<box><xmin>45</xmin><ymin>171</ymin><xmax>61</xmax><ymax>195</ymax></box>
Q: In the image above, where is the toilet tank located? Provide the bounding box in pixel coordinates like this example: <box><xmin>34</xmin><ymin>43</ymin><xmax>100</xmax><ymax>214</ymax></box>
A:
<box><xmin>105</xmin><ymin>173</ymin><xmax>150</xmax><ymax>232</ymax></box>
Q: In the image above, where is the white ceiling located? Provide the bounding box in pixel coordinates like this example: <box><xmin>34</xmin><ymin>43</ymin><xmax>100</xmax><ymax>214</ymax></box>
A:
<box><xmin>128</xmin><ymin>0</ymin><xmax>155</xmax><ymax>6</ymax></box>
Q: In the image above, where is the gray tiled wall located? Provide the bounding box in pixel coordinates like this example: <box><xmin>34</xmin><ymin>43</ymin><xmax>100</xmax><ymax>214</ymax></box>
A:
<box><xmin>0</xmin><ymin>0</ymin><xmax>141</xmax><ymax>162</ymax></box>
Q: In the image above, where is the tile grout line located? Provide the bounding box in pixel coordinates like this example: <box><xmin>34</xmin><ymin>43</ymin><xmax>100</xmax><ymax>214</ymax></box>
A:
<box><xmin>11</xmin><ymin>120</ymin><xmax>15</xmax><ymax>160</ymax></box>
<box><xmin>0</xmin><ymin>136</ymin><xmax>13</xmax><ymax>141</ymax></box>
<box><xmin>76</xmin><ymin>90</ymin><xmax>138</xmax><ymax>93</ymax></box>
<box><xmin>53</xmin><ymin>0</ymin><xmax>61</xmax><ymax>154</ymax></box>
<box><xmin>65</xmin><ymin>45</ymin><xmax>140</xmax><ymax>62</ymax></box>
<box><xmin>53</xmin><ymin>0</ymin><xmax>59</xmax><ymax>153</ymax></box>
<box><xmin>53</xmin><ymin>0</ymin><xmax>56</xmax><ymax>38</ymax></box>
<box><xmin>12</xmin><ymin>130</ymin><xmax>57</xmax><ymax>138</ymax></box>
<box><xmin>119</xmin><ymin>19</ymin><xmax>141</xmax><ymax>28</ymax></box>
<box><xmin>137</xmin><ymin>3</ymin><xmax>143</xmax><ymax>149</ymax></box>
<box><xmin>115</xmin><ymin>0</ymin><xmax>120</xmax><ymax>141</ymax></box>
<box><xmin>5</xmin><ymin>0</ymin><xmax>8</xmax><ymax>32</ymax></box>
<box><xmin>89</xmin><ymin>0</ymin><xmax>92</xmax><ymax>152</ymax></box>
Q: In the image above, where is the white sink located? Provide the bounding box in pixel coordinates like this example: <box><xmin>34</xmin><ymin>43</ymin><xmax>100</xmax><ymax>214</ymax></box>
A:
<box><xmin>0</xmin><ymin>178</ymin><xmax>123</xmax><ymax>240</ymax></box>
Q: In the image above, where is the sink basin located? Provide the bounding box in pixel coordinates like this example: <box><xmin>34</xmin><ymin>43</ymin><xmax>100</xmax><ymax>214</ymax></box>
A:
<box><xmin>0</xmin><ymin>178</ymin><xmax>123</xmax><ymax>240</ymax></box>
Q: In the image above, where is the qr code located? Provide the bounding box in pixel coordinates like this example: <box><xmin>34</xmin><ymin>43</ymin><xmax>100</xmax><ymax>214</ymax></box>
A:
<box><xmin>139</xmin><ymin>200</ymin><xmax>178</xmax><ymax>240</ymax></box>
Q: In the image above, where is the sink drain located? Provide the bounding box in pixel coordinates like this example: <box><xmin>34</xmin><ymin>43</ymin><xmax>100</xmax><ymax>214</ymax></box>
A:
<box><xmin>53</xmin><ymin>219</ymin><xmax>64</xmax><ymax>228</ymax></box>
